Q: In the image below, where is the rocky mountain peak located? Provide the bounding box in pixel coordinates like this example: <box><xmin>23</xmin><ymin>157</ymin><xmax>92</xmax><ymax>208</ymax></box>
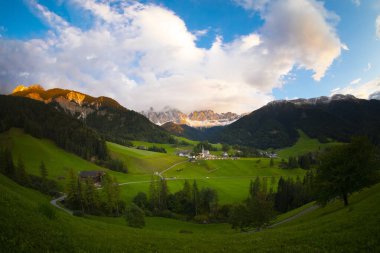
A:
<box><xmin>142</xmin><ymin>107</ymin><xmax>242</xmax><ymax>127</ymax></box>
<box><xmin>12</xmin><ymin>84</ymin><xmax>45</xmax><ymax>94</ymax></box>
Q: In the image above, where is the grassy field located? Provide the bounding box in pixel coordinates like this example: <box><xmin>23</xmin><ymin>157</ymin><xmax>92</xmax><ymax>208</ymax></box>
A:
<box><xmin>108</xmin><ymin>142</ymin><xmax>186</xmax><ymax>174</ymax></box>
<box><xmin>0</xmin><ymin>129</ymin><xmax>307</xmax><ymax>205</ymax></box>
<box><xmin>0</xmin><ymin>129</ymin><xmax>151</xmax><ymax>187</ymax></box>
<box><xmin>1</xmin><ymin>172</ymin><xmax>379</xmax><ymax>252</ymax></box>
<box><xmin>277</xmin><ymin>130</ymin><xmax>341</xmax><ymax>158</ymax></box>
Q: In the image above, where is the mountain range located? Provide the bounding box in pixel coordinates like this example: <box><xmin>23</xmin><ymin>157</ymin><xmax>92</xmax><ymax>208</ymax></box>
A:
<box><xmin>11</xmin><ymin>85</ymin><xmax>174</xmax><ymax>145</ymax></box>
<box><xmin>141</xmin><ymin>107</ymin><xmax>242</xmax><ymax>127</ymax></box>
<box><xmin>8</xmin><ymin>85</ymin><xmax>380</xmax><ymax>150</ymax></box>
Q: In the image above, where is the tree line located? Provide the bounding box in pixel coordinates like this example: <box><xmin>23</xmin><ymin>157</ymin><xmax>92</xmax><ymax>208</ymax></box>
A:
<box><xmin>0</xmin><ymin>96</ymin><xmax>108</xmax><ymax>161</ymax></box>
<box><xmin>64</xmin><ymin>170</ymin><xmax>124</xmax><ymax>216</ymax></box>
<box><xmin>132</xmin><ymin>176</ymin><xmax>220</xmax><ymax>224</ymax></box>
<box><xmin>0</xmin><ymin>148</ymin><xmax>60</xmax><ymax>196</ymax></box>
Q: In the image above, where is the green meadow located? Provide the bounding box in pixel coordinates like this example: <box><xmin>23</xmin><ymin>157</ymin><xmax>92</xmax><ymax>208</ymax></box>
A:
<box><xmin>277</xmin><ymin>130</ymin><xmax>341</xmax><ymax>158</ymax></box>
<box><xmin>1</xmin><ymin>128</ymin><xmax>308</xmax><ymax>204</ymax></box>
<box><xmin>1</xmin><ymin>171</ymin><xmax>379</xmax><ymax>252</ymax></box>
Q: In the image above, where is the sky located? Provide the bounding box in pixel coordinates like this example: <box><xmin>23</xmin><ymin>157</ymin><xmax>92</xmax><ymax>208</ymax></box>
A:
<box><xmin>0</xmin><ymin>0</ymin><xmax>379</xmax><ymax>114</ymax></box>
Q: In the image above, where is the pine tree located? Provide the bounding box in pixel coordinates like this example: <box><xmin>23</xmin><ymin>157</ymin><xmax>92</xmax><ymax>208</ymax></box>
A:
<box><xmin>65</xmin><ymin>169</ymin><xmax>79</xmax><ymax>209</ymax></box>
<box><xmin>83</xmin><ymin>178</ymin><xmax>97</xmax><ymax>213</ymax></box>
<box><xmin>103</xmin><ymin>175</ymin><xmax>120</xmax><ymax>215</ymax></box>
<box><xmin>39</xmin><ymin>161</ymin><xmax>48</xmax><ymax>180</ymax></box>
<box><xmin>192</xmin><ymin>180</ymin><xmax>200</xmax><ymax>216</ymax></box>
<box><xmin>158</xmin><ymin>178</ymin><xmax>169</xmax><ymax>212</ymax></box>
<box><xmin>149</xmin><ymin>175</ymin><xmax>159</xmax><ymax>212</ymax></box>
<box><xmin>3</xmin><ymin>148</ymin><xmax>15</xmax><ymax>177</ymax></box>
<box><xmin>269</xmin><ymin>158</ymin><xmax>274</xmax><ymax>167</ymax></box>
<box><xmin>262</xmin><ymin>177</ymin><xmax>268</xmax><ymax>194</ymax></box>
<box><xmin>250</xmin><ymin>177</ymin><xmax>261</xmax><ymax>198</ymax></box>
<box><xmin>15</xmin><ymin>157</ymin><xmax>29</xmax><ymax>185</ymax></box>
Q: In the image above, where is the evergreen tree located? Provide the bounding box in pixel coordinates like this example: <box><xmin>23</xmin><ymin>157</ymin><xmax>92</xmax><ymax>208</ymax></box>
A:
<box><xmin>83</xmin><ymin>178</ymin><xmax>99</xmax><ymax>214</ymax></box>
<box><xmin>103</xmin><ymin>175</ymin><xmax>121</xmax><ymax>215</ymax></box>
<box><xmin>262</xmin><ymin>177</ymin><xmax>268</xmax><ymax>194</ymax></box>
<box><xmin>3</xmin><ymin>148</ymin><xmax>15</xmax><ymax>177</ymax></box>
<box><xmin>250</xmin><ymin>177</ymin><xmax>261</xmax><ymax>198</ymax></box>
<box><xmin>158</xmin><ymin>178</ymin><xmax>169</xmax><ymax>211</ymax></box>
<box><xmin>269</xmin><ymin>158</ymin><xmax>274</xmax><ymax>167</ymax></box>
<box><xmin>65</xmin><ymin>169</ymin><xmax>79</xmax><ymax>209</ymax></box>
<box><xmin>192</xmin><ymin>180</ymin><xmax>200</xmax><ymax>216</ymax></box>
<box><xmin>15</xmin><ymin>157</ymin><xmax>29</xmax><ymax>185</ymax></box>
<box><xmin>149</xmin><ymin>175</ymin><xmax>160</xmax><ymax>212</ymax></box>
<box><xmin>39</xmin><ymin>161</ymin><xmax>48</xmax><ymax>180</ymax></box>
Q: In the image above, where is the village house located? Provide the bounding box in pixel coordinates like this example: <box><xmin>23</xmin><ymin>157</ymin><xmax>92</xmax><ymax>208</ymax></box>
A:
<box><xmin>79</xmin><ymin>170</ymin><xmax>105</xmax><ymax>185</ymax></box>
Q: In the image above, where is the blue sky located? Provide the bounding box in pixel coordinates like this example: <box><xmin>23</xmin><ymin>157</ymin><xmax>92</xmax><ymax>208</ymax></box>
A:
<box><xmin>0</xmin><ymin>0</ymin><xmax>379</xmax><ymax>113</ymax></box>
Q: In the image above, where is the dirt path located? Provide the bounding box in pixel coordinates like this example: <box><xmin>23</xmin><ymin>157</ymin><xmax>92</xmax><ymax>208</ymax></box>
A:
<box><xmin>50</xmin><ymin>194</ymin><xmax>72</xmax><ymax>215</ymax></box>
<box><xmin>268</xmin><ymin>205</ymin><xmax>319</xmax><ymax>228</ymax></box>
<box><xmin>158</xmin><ymin>160</ymin><xmax>187</xmax><ymax>179</ymax></box>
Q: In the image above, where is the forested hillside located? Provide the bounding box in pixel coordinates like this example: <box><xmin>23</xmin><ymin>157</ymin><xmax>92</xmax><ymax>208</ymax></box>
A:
<box><xmin>12</xmin><ymin>86</ymin><xmax>175</xmax><ymax>144</ymax></box>
<box><xmin>0</xmin><ymin>95</ymin><xmax>108</xmax><ymax>160</ymax></box>
<box><xmin>215</xmin><ymin>96</ymin><xmax>380</xmax><ymax>149</ymax></box>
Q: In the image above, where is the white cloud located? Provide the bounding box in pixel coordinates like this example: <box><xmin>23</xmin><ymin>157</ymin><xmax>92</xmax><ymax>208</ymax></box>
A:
<box><xmin>350</xmin><ymin>78</ymin><xmax>361</xmax><ymax>85</ymax></box>
<box><xmin>234</xmin><ymin>0</ymin><xmax>270</xmax><ymax>11</ymax></box>
<box><xmin>364</xmin><ymin>63</ymin><xmax>372</xmax><ymax>72</ymax></box>
<box><xmin>0</xmin><ymin>0</ymin><xmax>343</xmax><ymax>113</ymax></box>
<box><xmin>376</xmin><ymin>15</ymin><xmax>380</xmax><ymax>39</ymax></box>
<box><xmin>352</xmin><ymin>0</ymin><xmax>361</xmax><ymax>6</ymax></box>
<box><xmin>193</xmin><ymin>29</ymin><xmax>209</xmax><ymax>37</ymax></box>
<box><xmin>331</xmin><ymin>77</ymin><xmax>380</xmax><ymax>99</ymax></box>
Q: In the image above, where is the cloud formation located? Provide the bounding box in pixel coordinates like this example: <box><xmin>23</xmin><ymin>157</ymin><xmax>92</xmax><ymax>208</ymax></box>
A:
<box><xmin>376</xmin><ymin>15</ymin><xmax>380</xmax><ymax>39</ymax></box>
<box><xmin>0</xmin><ymin>0</ymin><xmax>343</xmax><ymax>113</ymax></box>
<box><xmin>331</xmin><ymin>77</ymin><xmax>380</xmax><ymax>99</ymax></box>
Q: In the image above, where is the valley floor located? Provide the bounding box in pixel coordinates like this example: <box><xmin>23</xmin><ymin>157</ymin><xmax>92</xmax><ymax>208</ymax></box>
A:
<box><xmin>1</xmin><ymin>173</ymin><xmax>379</xmax><ymax>252</ymax></box>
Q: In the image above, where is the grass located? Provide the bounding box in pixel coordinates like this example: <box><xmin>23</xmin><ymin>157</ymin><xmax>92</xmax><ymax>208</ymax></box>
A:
<box><xmin>0</xmin><ymin>128</ymin><xmax>150</xmax><ymax>187</ymax></box>
<box><xmin>107</xmin><ymin>142</ymin><xmax>186</xmax><ymax>174</ymax></box>
<box><xmin>277</xmin><ymin>130</ymin><xmax>341</xmax><ymax>158</ymax></box>
<box><xmin>0</xmin><ymin>129</ymin><xmax>306</xmax><ymax>205</ymax></box>
<box><xmin>1</xmin><ymin>172</ymin><xmax>379</xmax><ymax>252</ymax></box>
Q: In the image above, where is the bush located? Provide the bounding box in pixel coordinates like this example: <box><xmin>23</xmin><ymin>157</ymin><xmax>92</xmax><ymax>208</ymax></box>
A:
<box><xmin>132</xmin><ymin>192</ymin><xmax>148</xmax><ymax>209</ymax></box>
<box><xmin>193</xmin><ymin>214</ymin><xmax>209</xmax><ymax>224</ymax></box>
<box><xmin>125</xmin><ymin>204</ymin><xmax>145</xmax><ymax>228</ymax></box>
<box><xmin>73</xmin><ymin>210</ymin><xmax>84</xmax><ymax>217</ymax></box>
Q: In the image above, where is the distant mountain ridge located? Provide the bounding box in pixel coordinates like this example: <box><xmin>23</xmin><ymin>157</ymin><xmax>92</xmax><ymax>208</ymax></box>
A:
<box><xmin>215</xmin><ymin>94</ymin><xmax>380</xmax><ymax>149</ymax></box>
<box><xmin>11</xmin><ymin>85</ymin><xmax>174</xmax><ymax>144</ymax></box>
<box><xmin>141</xmin><ymin>107</ymin><xmax>242</xmax><ymax>127</ymax></box>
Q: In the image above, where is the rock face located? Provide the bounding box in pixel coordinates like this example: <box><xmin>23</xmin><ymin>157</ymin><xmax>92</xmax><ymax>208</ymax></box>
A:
<box><xmin>11</xmin><ymin>84</ymin><xmax>173</xmax><ymax>144</ymax></box>
<box><xmin>141</xmin><ymin>107</ymin><xmax>242</xmax><ymax>127</ymax></box>
<box><xmin>11</xmin><ymin>85</ymin><xmax>121</xmax><ymax>120</ymax></box>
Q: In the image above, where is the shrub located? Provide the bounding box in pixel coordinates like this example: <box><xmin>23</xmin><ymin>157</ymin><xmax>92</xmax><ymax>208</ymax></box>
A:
<box><xmin>73</xmin><ymin>210</ymin><xmax>84</xmax><ymax>217</ymax></box>
<box><xmin>125</xmin><ymin>204</ymin><xmax>145</xmax><ymax>228</ymax></box>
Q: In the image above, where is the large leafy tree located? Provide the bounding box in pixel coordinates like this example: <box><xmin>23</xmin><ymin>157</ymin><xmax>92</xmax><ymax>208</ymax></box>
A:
<box><xmin>316</xmin><ymin>137</ymin><xmax>379</xmax><ymax>206</ymax></box>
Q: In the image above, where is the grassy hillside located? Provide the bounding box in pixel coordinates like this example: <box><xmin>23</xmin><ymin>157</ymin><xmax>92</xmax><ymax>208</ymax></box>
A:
<box><xmin>0</xmin><ymin>128</ymin><xmax>148</xmax><ymax>186</ymax></box>
<box><xmin>0</xmin><ymin>129</ymin><xmax>306</xmax><ymax>204</ymax></box>
<box><xmin>277</xmin><ymin>130</ymin><xmax>341</xmax><ymax>158</ymax></box>
<box><xmin>107</xmin><ymin>142</ymin><xmax>186</xmax><ymax>174</ymax></box>
<box><xmin>1</xmin><ymin>172</ymin><xmax>379</xmax><ymax>252</ymax></box>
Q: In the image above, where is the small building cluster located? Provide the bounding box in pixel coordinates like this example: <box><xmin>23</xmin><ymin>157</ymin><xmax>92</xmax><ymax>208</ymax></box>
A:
<box><xmin>177</xmin><ymin>146</ymin><xmax>238</xmax><ymax>161</ymax></box>
<box><xmin>259</xmin><ymin>151</ymin><xmax>278</xmax><ymax>158</ymax></box>
<box><xmin>79</xmin><ymin>170</ymin><xmax>105</xmax><ymax>186</ymax></box>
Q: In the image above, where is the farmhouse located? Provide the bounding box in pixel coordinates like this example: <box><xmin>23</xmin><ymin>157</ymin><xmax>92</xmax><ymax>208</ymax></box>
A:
<box><xmin>177</xmin><ymin>150</ymin><xmax>191</xmax><ymax>157</ymax></box>
<box><xmin>79</xmin><ymin>170</ymin><xmax>105</xmax><ymax>184</ymax></box>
